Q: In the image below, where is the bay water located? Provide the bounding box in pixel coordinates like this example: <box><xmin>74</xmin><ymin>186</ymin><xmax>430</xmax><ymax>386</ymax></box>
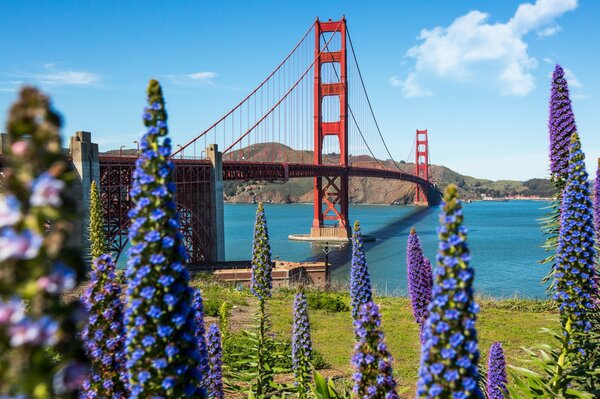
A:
<box><xmin>225</xmin><ymin>201</ymin><xmax>550</xmax><ymax>298</ymax></box>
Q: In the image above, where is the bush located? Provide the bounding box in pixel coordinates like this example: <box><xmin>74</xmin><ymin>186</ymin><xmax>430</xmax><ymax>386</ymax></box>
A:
<box><xmin>307</xmin><ymin>292</ymin><xmax>350</xmax><ymax>313</ymax></box>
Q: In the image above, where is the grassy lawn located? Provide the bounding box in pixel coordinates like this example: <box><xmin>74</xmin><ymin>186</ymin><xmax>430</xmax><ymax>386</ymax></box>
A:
<box><xmin>192</xmin><ymin>277</ymin><xmax>558</xmax><ymax>396</ymax></box>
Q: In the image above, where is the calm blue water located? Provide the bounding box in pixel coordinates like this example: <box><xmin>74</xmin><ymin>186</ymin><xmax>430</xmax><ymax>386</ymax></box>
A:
<box><xmin>225</xmin><ymin>201</ymin><xmax>551</xmax><ymax>298</ymax></box>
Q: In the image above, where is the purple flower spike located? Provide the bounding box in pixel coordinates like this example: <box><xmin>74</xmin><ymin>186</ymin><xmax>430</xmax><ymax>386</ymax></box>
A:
<box><xmin>207</xmin><ymin>324</ymin><xmax>224</xmax><ymax>399</ymax></box>
<box><xmin>555</xmin><ymin>133</ymin><xmax>598</xmax><ymax>336</ymax></box>
<box><xmin>417</xmin><ymin>184</ymin><xmax>483</xmax><ymax>399</ymax></box>
<box><xmin>407</xmin><ymin>228</ymin><xmax>433</xmax><ymax>342</ymax></box>
<box><xmin>487</xmin><ymin>342</ymin><xmax>508</xmax><ymax>399</ymax></box>
<box><xmin>549</xmin><ymin>64</ymin><xmax>578</xmax><ymax>184</ymax></box>
<box><xmin>251</xmin><ymin>202</ymin><xmax>272</xmax><ymax>301</ymax></box>
<box><xmin>350</xmin><ymin>221</ymin><xmax>373</xmax><ymax>320</ymax></box>
<box><xmin>351</xmin><ymin>302</ymin><xmax>399</xmax><ymax>399</ymax></box>
<box><xmin>124</xmin><ymin>80</ymin><xmax>205</xmax><ymax>397</ymax></box>
<box><xmin>292</xmin><ymin>290</ymin><xmax>313</xmax><ymax>395</ymax></box>
<box><xmin>595</xmin><ymin>159</ymin><xmax>600</xmax><ymax>244</ymax></box>
<box><xmin>81</xmin><ymin>254</ymin><xmax>127</xmax><ymax>398</ymax></box>
<box><xmin>192</xmin><ymin>288</ymin><xmax>210</xmax><ymax>390</ymax></box>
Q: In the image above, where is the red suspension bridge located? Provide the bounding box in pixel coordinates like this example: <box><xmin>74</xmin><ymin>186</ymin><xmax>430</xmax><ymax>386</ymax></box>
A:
<box><xmin>0</xmin><ymin>17</ymin><xmax>441</xmax><ymax>264</ymax></box>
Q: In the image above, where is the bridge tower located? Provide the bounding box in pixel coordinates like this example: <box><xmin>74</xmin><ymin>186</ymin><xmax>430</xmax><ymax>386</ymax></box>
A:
<box><xmin>415</xmin><ymin>129</ymin><xmax>430</xmax><ymax>205</ymax></box>
<box><xmin>311</xmin><ymin>17</ymin><xmax>350</xmax><ymax>239</ymax></box>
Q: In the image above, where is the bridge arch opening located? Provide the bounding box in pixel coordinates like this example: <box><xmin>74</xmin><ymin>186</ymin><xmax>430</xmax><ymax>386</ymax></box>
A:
<box><xmin>321</xmin><ymin>95</ymin><xmax>340</xmax><ymax>122</ymax></box>
<box><xmin>321</xmin><ymin>62</ymin><xmax>341</xmax><ymax>84</ymax></box>
<box><xmin>321</xmin><ymin>134</ymin><xmax>341</xmax><ymax>164</ymax></box>
<box><xmin>320</xmin><ymin>31</ymin><xmax>341</xmax><ymax>52</ymax></box>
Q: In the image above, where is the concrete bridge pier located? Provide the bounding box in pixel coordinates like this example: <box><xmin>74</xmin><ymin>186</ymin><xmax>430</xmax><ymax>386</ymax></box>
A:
<box><xmin>69</xmin><ymin>131</ymin><xmax>100</xmax><ymax>264</ymax></box>
<box><xmin>207</xmin><ymin>144</ymin><xmax>225</xmax><ymax>262</ymax></box>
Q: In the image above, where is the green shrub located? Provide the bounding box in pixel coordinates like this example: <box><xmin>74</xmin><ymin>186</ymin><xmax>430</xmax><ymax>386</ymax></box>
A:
<box><xmin>307</xmin><ymin>292</ymin><xmax>350</xmax><ymax>313</ymax></box>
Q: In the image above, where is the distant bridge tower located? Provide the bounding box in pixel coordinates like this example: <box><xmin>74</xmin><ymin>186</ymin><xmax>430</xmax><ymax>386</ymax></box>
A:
<box><xmin>311</xmin><ymin>17</ymin><xmax>350</xmax><ymax>239</ymax></box>
<box><xmin>415</xmin><ymin>129</ymin><xmax>430</xmax><ymax>205</ymax></box>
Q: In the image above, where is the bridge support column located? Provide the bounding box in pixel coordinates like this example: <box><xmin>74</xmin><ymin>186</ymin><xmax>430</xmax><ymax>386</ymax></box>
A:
<box><xmin>310</xmin><ymin>17</ymin><xmax>351</xmax><ymax>240</ymax></box>
<box><xmin>415</xmin><ymin>129</ymin><xmax>430</xmax><ymax>206</ymax></box>
<box><xmin>207</xmin><ymin>144</ymin><xmax>225</xmax><ymax>262</ymax></box>
<box><xmin>69</xmin><ymin>131</ymin><xmax>100</xmax><ymax>264</ymax></box>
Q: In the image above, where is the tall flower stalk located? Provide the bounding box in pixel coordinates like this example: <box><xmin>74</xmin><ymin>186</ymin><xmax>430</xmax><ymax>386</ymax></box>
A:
<box><xmin>351</xmin><ymin>302</ymin><xmax>399</xmax><ymax>399</ymax></box>
<box><xmin>406</xmin><ymin>228</ymin><xmax>433</xmax><ymax>342</ymax></box>
<box><xmin>81</xmin><ymin>181</ymin><xmax>127</xmax><ymax>398</ymax></box>
<box><xmin>0</xmin><ymin>87</ymin><xmax>87</xmax><ymax>397</ymax></box>
<box><xmin>207</xmin><ymin>323</ymin><xmax>224</xmax><ymax>399</ymax></box>
<box><xmin>417</xmin><ymin>184</ymin><xmax>482</xmax><ymax>398</ymax></box>
<box><xmin>89</xmin><ymin>180</ymin><xmax>106</xmax><ymax>259</ymax></box>
<box><xmin>124</xmin><ymin>80</ymin><xmax>205</xmax><ymax>398</ymax></box>
<box><xmin>541</xmin><ymin>64</ymin><xmax>578</xmax><ymax>291</ymax></box>
<box><xmin>549</xmin><ymin>64</ymin><xmax>578</xmax><ymax>184</ymax></box>
<box><xmin>595</xmin><ymin>159</ymin><xmax>600</xmax><ymax>244</ymax></box>
<box><xmin>552</xmin><ymin>133</ymin><xmax>598</xmax><ymax>390</ymax></box>
<box><xmin>292</xmin><ymin>289</ymin><xmax>313</xmax><ymax>397</ymax></box>
<box><xmin>250</xmin><ymin>202</ymin><xmax>274</xmax><ymax>396</ymax></box>
<box><xmin>350</xmin><ymin>221</ymin><xmax>373</xmax><ymax>320</ymax></box>
<box><xmin>487</xmin><ymin>342</ymin><xmax>507</xmax><ymax>399</ymax></box>
<box><xmin>81</xmin><ymin>254</ymin><xmax>128</xmax><ymax>398</ymax></box>
<box><xmin>192</xmin><ymin>288</ymin><xmax>210</xmax><ymax>388</ymax></box>
<box><xmin>555</xmin><ymin>133</ymin><xmax>597</xmax><ymax>336</ymax></box>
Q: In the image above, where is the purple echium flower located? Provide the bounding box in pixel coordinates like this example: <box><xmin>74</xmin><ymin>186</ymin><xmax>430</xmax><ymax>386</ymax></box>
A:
<box><xmin>0</xmin><ymin>87</ymin><xmax>87</xmax><ymax>396</ymax></box>
<box><xmin>350</xmin><ymin>221</ymin><xmax>373</xmax><ymax>320</ymax></box>
<box><xmin>192</xmin><ymin>288</ymin><xmax>209</xmax><ymax>390</ymax></box>
<box><xmin>124</xmin><ymin>80</ymin><xmax>205</xmax><ymax>398</ymax></box>
<box><xmin>549</xmin><ymin>64</ymin><xmax>578</xmax><ymax>184</ymax></box>
<box><xmin>555</xmin><ymin>133</ymin><xmax>598</xmax><ymax>336</ymax></box>
<box><xmin>417</xmin><ymin>184</ymin><xmax>483</xmax><ymax>399</ymax></box>
<box><xmin>30</xmin><ymin>172</ymin><xmax>66</xmax><ymax>207</ymax></box>
<box><xmin>0</xmin><ymin>194</ymin><xmax>22</xmax><ymax>228</ymax></box>
<box><xmin>292</xmin><ymin>290</ymin><xmax>313</xmax><ymax>395</ymax></box>
<box><xmin>251</xmin><ymin>202</ymin><xmax>272</xmax><ymax>301</ymax></box>
<box><xmin>406</xmin><ymin>228</ymin><xmax>433</xmax><ymax>342</ymax></box>
<box><xmin>351</xmin><ymin>302</ymin><xmax>399</xmax><ymax>399</ymax></box>
<box><xmin>486</xmin><ymin>342</ymin><xmax>508</xmax><ymax>399</ymax></box>
<box><xmin>207</xmin><ymin>324</ymin><xmax>224</xmax><ymax>399</ymax></box>
<box><xmin>595</xmin><ymin>159</ymin><xmax>600</xmax><ymax>244</ymax></box>
<box><xmin>81</xmin><ymin>254</ymin><xmax>127</xmax><ymax>398</ymax></box>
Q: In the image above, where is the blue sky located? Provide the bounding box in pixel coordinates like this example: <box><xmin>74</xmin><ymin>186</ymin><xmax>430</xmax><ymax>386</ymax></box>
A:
<box><xmin>0</xmin><ymin>0</ymin><xmax>598</xmax><ymax>180</ymax></box>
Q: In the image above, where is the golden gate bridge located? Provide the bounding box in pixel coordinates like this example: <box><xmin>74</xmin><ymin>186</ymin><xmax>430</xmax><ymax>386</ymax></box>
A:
<box><xmin>0</xmin><ymin>17</ymin><xmax>441</xmax><ymax>264</ymax></box>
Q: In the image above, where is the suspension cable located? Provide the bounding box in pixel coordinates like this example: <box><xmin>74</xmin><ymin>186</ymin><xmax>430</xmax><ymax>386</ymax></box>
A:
<box><xmin>172</xmin><ymin>20</ymin><xmax>316</xmax><ymax>158</ymax></box>
<box><xmin>223</xmin><ymin>20</ymin><xmax>343</xmax><ymax>154</ymax></box>
<box><xmin>347</xmin><ymin>27</ymin><xmax>403</xmax><ymax>171</ymax></box>
<box><xmin>320</xmin><ymin>33</ymin><xmax>386</xmax><ymax>170</ymax></box>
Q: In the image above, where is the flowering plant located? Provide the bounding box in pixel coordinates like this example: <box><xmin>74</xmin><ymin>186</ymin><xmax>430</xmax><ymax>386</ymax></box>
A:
<box><xmin>417</xmin><ymin>184</ymin><xmax>483</xmax><ymax>399</ymax></box>
<box><xmin>407</xmin><ymin>228</ymin><xmax>433</xmax><ymax>342</ymax></box>
<box><xmin>124</xmin><ymin>79</ymin><xmax>205</xmax><ymax>398</ymax></box>
<box><xmin>350</xmin><ymin>221</ymin><xmax>372</xmax><ymax>320</ymax></box>
<box><xmin>292</xmin><ymin>289</ymin><xmax>313</xmax><ymax>397</ymax></box>
<box><xmin>0</xmin><ymin>87</ymin><xmax>87</xmax><ymax>397</ymax></box>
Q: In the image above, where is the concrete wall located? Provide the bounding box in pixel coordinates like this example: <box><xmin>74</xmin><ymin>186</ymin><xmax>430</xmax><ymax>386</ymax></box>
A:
<box><xmin>0</xmin><ymin>133</ymin><xmax>8</xmax><ymax>154</ymax></box>
<box><xmin>207</xmin><ymin>144</ymin><xmax>225</xmax><ymax>261</ymax></box>
<box><xmin>69</xmin><ymin>131</ymin><xmax>100</xmax><ymax>264</ymax></box>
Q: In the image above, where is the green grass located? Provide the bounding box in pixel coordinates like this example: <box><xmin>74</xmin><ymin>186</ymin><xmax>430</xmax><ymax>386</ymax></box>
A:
<box><xmin>191</xmin><ymin>278</ymin><xmax>558</xmax><ymax>396</ymax></box>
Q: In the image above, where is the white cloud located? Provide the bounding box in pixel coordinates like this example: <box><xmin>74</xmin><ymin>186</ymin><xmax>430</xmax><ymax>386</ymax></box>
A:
<box><xmin>165</xmin><ymin>71</ymin><xmax>218</xmax><ymax>86</ymax></box>
<box><xmin>0</xmin><ymin>80</ymin><xmax>23</xmax><ymax>92</ymax></box>
<box><xmin>8</xmin><ymin>65</ymin><xmax>100</xmax><ymax>87</ymax></box>
<box><xmin>537</xmin><ymin>25</ymin><xmax>562</xmax><ymax>37</ymax></box>
<box><xmin>35</xmin><ymin>71</ymin><xmax>99</xmax><ymax>86</ymax></box>
<box><xmin>389</xmin><ymin>76</ymin><xmax>402</xmax><ymax>87</ymax></box>
<box><xmin>397</xmin><ymin>0</ymin><xmax>577</xmax><ymax>98</ymax></box>
<box><xmin>188</xmin><ymin>71</ymin><xmax>217</xmax><ymax>80</ymax></box>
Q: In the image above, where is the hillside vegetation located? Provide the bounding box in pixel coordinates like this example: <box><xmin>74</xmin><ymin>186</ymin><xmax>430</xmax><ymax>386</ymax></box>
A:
<box><xmin>219</xmin><ymin>143</ymin><xmax>556</xmax><ymax>204</ymax></box>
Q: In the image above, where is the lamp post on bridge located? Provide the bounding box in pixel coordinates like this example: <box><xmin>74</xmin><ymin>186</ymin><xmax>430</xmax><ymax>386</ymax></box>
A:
<box><xmin>119</xmin><ymin>145</ymin><xmax>125</xmax><ymax>157</ymax></box>
<box><xmin>133</xmin><ymin>140</ymin><xmax>139</xmax><ymax>157</ymax></box>
<box><xmin>322</xmin><ymin>242</ymin><xmax>331</xmax><ymax>287</ymax></box>
<box><xmin>177</xmin><ymin>144</ymin><xmax>183</xmax><ymax>159</ymax></box>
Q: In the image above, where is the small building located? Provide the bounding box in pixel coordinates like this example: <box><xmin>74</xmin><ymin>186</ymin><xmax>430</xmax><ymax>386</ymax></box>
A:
<box><xmin>202</xmin><ymin>260</ymin><xmax>330</xmax><ymax>288</ymax></box>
